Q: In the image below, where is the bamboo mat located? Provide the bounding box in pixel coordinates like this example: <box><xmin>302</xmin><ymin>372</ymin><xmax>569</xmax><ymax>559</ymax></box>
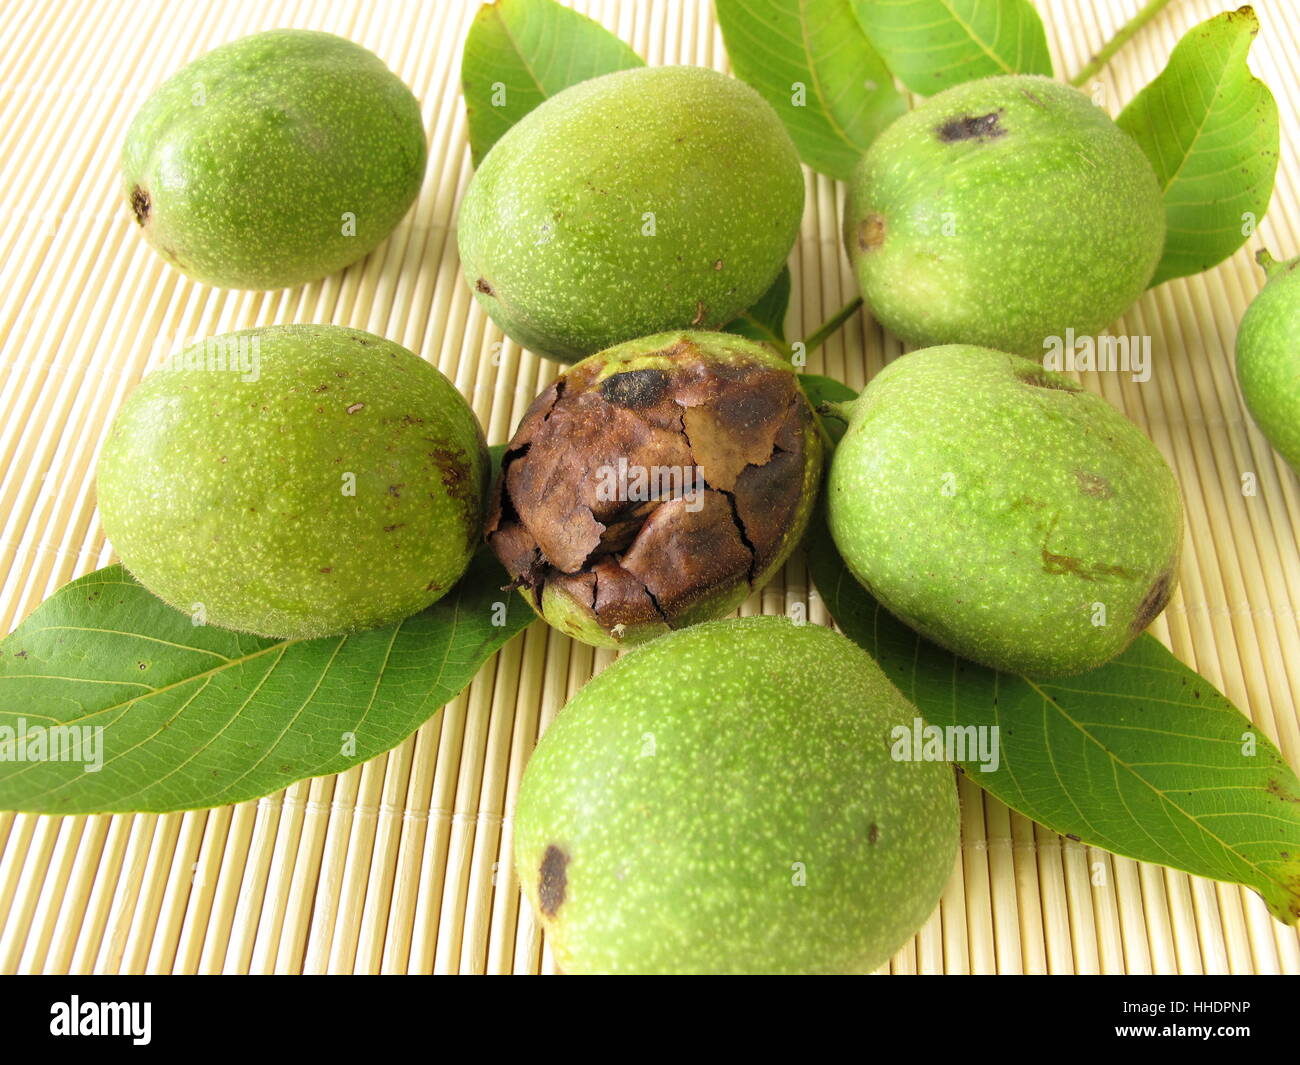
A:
<box><xmin>0</xmin><ymin>0</ymin><xmax>1298</xmax><ymax>975</ymax></box>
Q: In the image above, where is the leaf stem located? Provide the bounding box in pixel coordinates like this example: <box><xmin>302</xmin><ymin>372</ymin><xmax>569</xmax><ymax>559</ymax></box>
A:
<box><xmin>802</xmin><ymin>297</ymin><xmax>863</xmax><ymax>357</ymax></box>
<box><xmin>1068</xmin><ymin>0</ymin><xmax>1178</xmax><ymax>88</ymax></box>
<box><xmin>816</xmin><ymin>400</ymin><xmax>855</xmax><ymax>424</ymax></box>
<box><xmin>756</xmin><ymin>326</ymin><xmax>795</xmax><ymax>360</ymax></box>
<box><xmin>1256</xmin><ymin>248</ymin><xmax>1293</xmax><ymax>281</ymax></box>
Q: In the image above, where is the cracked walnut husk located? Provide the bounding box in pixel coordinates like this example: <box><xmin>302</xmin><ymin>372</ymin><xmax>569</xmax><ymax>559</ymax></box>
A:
<box><xmin>487</xmin><ymin>331</ymin><xmax>824</xmax><ymax>647</ymax></box>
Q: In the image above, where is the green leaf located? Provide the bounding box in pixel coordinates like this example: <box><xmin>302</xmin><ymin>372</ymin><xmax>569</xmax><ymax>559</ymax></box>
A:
<box><xmin>798</xmin><ymin>372</ymin><xmax>856</xmax><ymax>438</ymax></box>
<box><xmin>798</xmin><ymin>373</ymin><xmax>855</xmax><ymax>406</ymax></box>
<box><xmin>716</xmin><ymin>0</ymin><xmax>905</xmax><ymax>181</ymax></box>
<box><xmin>461</xmin><ymin>0</ymin><xmax>643</xmax><ymax>167</ymax></box>
<box><xmin>799</xmin><ymin>383</ymin><xmax>1300</xmax><ymax>922</ymax></box>
<box><xmin>0</xmin><ymin>548</ymin><xmax>535</xmax><ymax>815</ymax></box>
<box><xmin>850</xmin><ymin>0</ymin><xmax>1053</xmax><ymax>95</ymax></box>
<box><xmin>1117</xmin><ymin>7</ymin><xmax>1279</xmax><ymax>287</ymax></box>
<box><xmin>723</xmin><ymin>266</ymin><xmax>792</xmax><ymax>348</ymax></box>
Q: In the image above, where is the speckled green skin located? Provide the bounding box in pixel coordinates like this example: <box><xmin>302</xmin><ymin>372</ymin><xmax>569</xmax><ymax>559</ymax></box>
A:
<box><xmin>1236</xmin><ymin>252</ymin><xmax>1300</xmax><ymax>473</ymax></box>
<box><xmin>123</xmin><ymin>30</ymin><xmax>426</xmax><ymax>289</ymax></box>
<box><xmin>513</xmin><ymin>617</ymin><xmax>959</xmax><ymax>975</ymax></box>
<box><xmin>827</xmin><ymin>346</ymin><xmax>1183</xmax><ymax>677</ymax></box>
<box><xmin>844</xmin><ymin>76</ymin><xmax>1165</xmax><ymax>356</ymax></box>
<box><xmin>96</xmin><ymin>326</ymin><xmax>488</xmax><ymax>639</ymax></box>
<box><xmin>458</xmin><ymin>66</ymin><xmax>804</xmax><ymax>363</ymax></box>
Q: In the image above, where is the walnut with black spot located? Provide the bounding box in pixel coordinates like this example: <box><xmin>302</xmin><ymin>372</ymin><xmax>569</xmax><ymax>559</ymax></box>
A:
<box><xmin>487</xmin><ymin>331</ymin><xmax>823</xmax><ymax>647</ymax></box>
<box><xmin>826</xmin><ymin>344</ymin><xmax>1184</xmax><ymax>676</ymax></box>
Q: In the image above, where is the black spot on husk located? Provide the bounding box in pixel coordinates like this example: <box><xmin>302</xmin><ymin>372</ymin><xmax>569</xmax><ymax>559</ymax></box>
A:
<box><xmin>129</xmin><ymin>185</ymin><xmax>150</xmax><ymax>226</ymax></box>
<box><xmin>937</xmin><ymin>110</ymin><xmax>1006</xmax><ymax>143</ymax></box>
<box><xmin>600</xmin><ymin>368</ymin><xmax>670</xmax><ymax>409</ymax></box>
<box><xmin>539</xmin><ymin>845</ymin><xmax>570</xmax><ymax>917</ymax></box>
<box><xmin>1131</xmin><ymin>571</ymin><xmax>1173</xmax><ymax>634</ymax></box>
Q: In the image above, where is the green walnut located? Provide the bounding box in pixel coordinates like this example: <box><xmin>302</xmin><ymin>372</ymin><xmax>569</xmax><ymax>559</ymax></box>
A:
<box><xmin>123</xmin><ymin>30</ymin><xmax>426</xmax><ymax>289</ymax></box>
<box><xmin>844</xmin><ymin>75</ymin><xmax>1165</xmax><ymax>356</ymax></box>
<box><xmin>827</xmin><ymin>345</ymin><xmax>1183</xmax><ymax>677</ymax></box>
<box><xmin>96</xmin><ymin>325</ymin><xmax>488</xmax><ymax>639</ymax></box>
<box><xmin>513</xmin><ymin>616</ymin><xmax>960</xmax><ymax>975</ymax></box>
<box><xmin>487</xmin><ymin>331</ymin><xmax>823</xmax><ymax>647</ymax></box>
<box><xmin>1236</xmin><ymin>250</ymin><xmax>1300</xmax><ymax>473</ymax></box>
<box><xmin>458</xmin><ymin>66</ymin><xmax>804</xmax><ymax>363</ymax></box>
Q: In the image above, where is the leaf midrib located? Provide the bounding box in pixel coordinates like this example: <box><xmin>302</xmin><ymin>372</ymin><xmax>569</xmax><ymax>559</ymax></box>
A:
<box><xmin>1021</xmin><ymin>673</ymin><xmax>1281</xmax><ymax>894</ymax></box>
<box><xmin>1138</xmin><ymin>36</ymin><xmax>1252</xmax><ymax>195</ymax></box>
<box><xmin>795</xmin><ymin>0</ymin><xmax>858</xmax><ymax>150</ymax></box>
<box><xmin>491</xmin><ymin>6</ymin><xmax>547</xmax><ymax>99</ymax></box>
<box><xmin>11</xmin><ymin>634</ymin><xmax>302</xmax><ymax>729</ymax></box>
<box><xmin>936</xmin><ymin>0</ymin><xmax>1016</xmax><ymax>75</ymax></box>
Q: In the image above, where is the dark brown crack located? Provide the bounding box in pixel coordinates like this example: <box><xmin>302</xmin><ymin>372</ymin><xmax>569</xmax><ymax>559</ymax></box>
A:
<box><xmin>730</xmin><ymin>415</ymin><xmax>805</xmax><ymax>573</ymax></box>
<box><xmin>592</xmin><ymin>561</ymin><xmax>670</xmax><ymax>625</ymax></box>
<box><xmin>717</xmin><ymin>487</ymin><xmax>758</xmax><ymax>584</ymax></box>
<box><xmin>544</xmin><ymin>376</ymin><xmax>566</xmax><ymax>418</ymax></box>
<box><xmin>487</xmin><ymin>336</ymin><xmax>813</xmax><ymax>635</ymax></box>
<box><xmin>625</xmin><ymin>569</ymin><xmax>671</xmax><ymax>626</ymax></box>
<box><xmin>538</xmin><ymin>845</ymin><xmax>569</xmax><ymax>917</ymax></box>
<box><xmin>475</xmin><ymin>277</ymin><xmax>494</xmax><ymax>296</ymax></box>
<box><xmin>129</xmin><ymin>185</ymin><xmax>150</xmax><ymax>226</ymax></box>
<box><xmin>678</xmin><ymin>412</ymin><xmax>758</xmax><ymax>584</ymax></box>
<box><xmin>936</xmin><ymin>110</ymin><xmax>1006</xmax><ymax>143</ymax></box>
<box><xmin>620</xmin><ymin>493</ymin><xmax>751</xmax><ymax>615</ymax></box>
<box><xmin>596</xmin><ymin>499</ymin><xmax>659</xmax><ymax>554</ymax></box>
<box><xmin>1131</xmin><ymin>570</ymin><xmax>1173</xmax><ymax>634</ymax></box>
